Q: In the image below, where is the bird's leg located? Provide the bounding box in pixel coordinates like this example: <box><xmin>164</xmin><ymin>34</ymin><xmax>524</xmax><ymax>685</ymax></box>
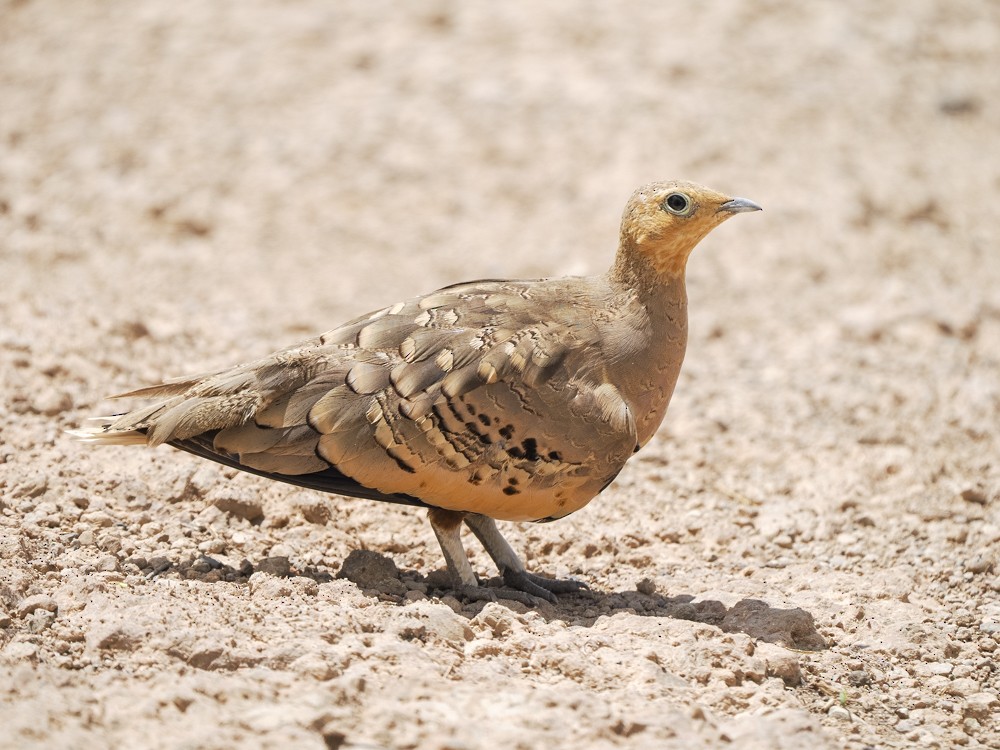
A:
<box><xmin>427</xmin><ymin>508</ymin><xmax>478</xmax><ymax>588</ymax></box>
<box><xmin>427</xmin><ymin>508</ymin><xmax>542</xmax><ymax>606</ymax></box>
<box><xmin>464</xmin><ymin>514</ymin><xmax>589</xmax><ymax>602</ymax></box>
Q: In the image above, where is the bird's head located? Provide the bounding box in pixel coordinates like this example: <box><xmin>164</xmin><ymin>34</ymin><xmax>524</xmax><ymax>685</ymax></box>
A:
<box><xmin>617</xmin><ymin>180</ymin><xmax>761</xmax><ymax>280</ymax></box>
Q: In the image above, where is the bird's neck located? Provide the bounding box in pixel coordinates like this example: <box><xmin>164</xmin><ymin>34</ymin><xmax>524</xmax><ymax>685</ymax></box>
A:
<box><xmin>609</xmin><ymin>234</ymin><xmax>696</xmax><ymax>293</ymax></box>
<box><xmin>604</xmin><ymin>252</ymin><xmax>689</xmax><ymax>447</ymax></box>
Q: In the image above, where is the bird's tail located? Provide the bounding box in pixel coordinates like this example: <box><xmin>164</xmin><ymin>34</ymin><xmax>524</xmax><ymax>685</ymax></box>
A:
<box><xmin>65</xmin><ymin>418</ymin><xmax>148</xmax><ymax>446</ymax></box>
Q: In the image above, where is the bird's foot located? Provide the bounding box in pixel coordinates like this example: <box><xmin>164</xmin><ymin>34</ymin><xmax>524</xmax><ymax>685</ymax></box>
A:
<box><xmin>454</xmin><ymin>584</ymin><xmax>540</xmax><ymax>607</ymax></box>
<box><xmin>501</xmin><ymin>569</ymin><xmax>590</xmax><ymax>603</ymax></box>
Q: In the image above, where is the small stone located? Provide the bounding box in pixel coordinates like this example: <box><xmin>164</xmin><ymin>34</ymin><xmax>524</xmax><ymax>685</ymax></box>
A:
<box><xmin>87</xmin><ymin>621</ymin><xmax>144</xmax><ymax>651</ymax></box>
<box><xmin>981</xmin><ymin>621</ymin><xmax>1000</xmax><ymax>634</ymax></box>
<box><xmin>290</xmin><ymin>652</ymin><xmax>338</xmax><ymax>681</ymax></box>
<box><xmin>269</xmin><ymin>544</ymin><xmax>294</xmax><ymax>559</ymax></box>
<box><xmin>960</xmin><ymin>488</ymin><xmax>988</xmax><ymax>505</ymax></box>
<box><xmin>772</xmin><ymin>533</ymin><xmax>794</xmax><ymax>549</ymax></box>
<box><xmin>69</xmin><ymin>493</ymin><xmax>90</xmax><ymax>510</ymax></box>
<box><xmin>26</xmin><ymin>609</ymin><xmax>55</xmax><ymax>633</ymax></box>
<box><xmin>297</xmin><ymin>498</ymin><xmax>332</xmax><ymax>525</ymax></box>
<box><xmin>847</xmin><ymin>670</ymin><xmax>871</xmax><ymax>686</ymax></box>
<box><xmin>247</xmin><ymin>572</ymin><xmax>318</xmax><ymax>598</ymax></box>
<box><xmin>337</xmin><ymin>549</ymin><xmax>405</xmax><ymax>596</ymax></box>
<box><xmin>721</xmin><ymin>599</ymin><xmax>826</xmax><ymax>650</ymax></box>
<box><xmin>16</xmin><ymin>594</ymin><xmax>58</xmax><ymax>618</ymax></box>
<box><xmin>197</xmin><ymin>539</ymin><xmax>225</xmax><ymax>554</ymax></box>
<box><xmin>925</xmin><ymin>661</ymin><xmax>953</xmax><ymax>676</ymax></box>
<box><xmin>965</xmin><ymin>556</ymin><xmax>994</xmax><ymax>574</ymax></box>
<box><xmin>13</xmin><ymin>473</ymin><xmax>48</xmax><ymax>499</ymax></box>
<box><xmin>756</xmin><ymin>643</ymin><xmax>802</xmax><ymax>686</ymax></box>
<box><xmin>256</xmin><ymin>556</ymin><xmax>291</xmax><ymax>578</ymax></box>
<box><xmin>97</xmin><ymin>555</ymin><xmax>118</xmax><ymax>572</ymax></box>
<box><xmin>80</xmin><ymin>510</ymin><xmax>114</xmax><ymax>527</ymax></box>
<box><xmin>211</xmin><ymin>489</ymin><xmax>264</xmax><ymax>522</ymax></box>
<box><xmin>189</xmin><ymin>556</ymin><xmax>217</xmax><ymax>574</ymax></box>
<box><xmin>946</xmin><ymin>678</ymin><xmax>980</xmax><ymax>697</ymax></box>
<box><xmin>401</xmin><ymin>599</ymin><xmax>473</xmax><ymax>644</ymax></box>
<box><xmin>77</xmin><ymin>530</ymin><xmax>96</xmax><ymax>546</ymax></box>
<box><xmin>635</xmin><ymin>578</ymin><xmax>657</xmax><ymax>595</ymax></box>
<box><xmin>963</xmin><ymin>692</ymin><xmax>998</xmax><ymax>720</ymax></box>
<box><xmin>147</xmin><ymin>556</ymin><xmax>172</xmax><ymax>575</ymax></box>
<box><xmin>827</xmin><ymin>705</ymin><xmax>852</xmax><ymax>721</ymax></box>
<box><xmin>3</xmin><ymin>642</ymin><xmax>37</xmax><ymax>660</ymax></box>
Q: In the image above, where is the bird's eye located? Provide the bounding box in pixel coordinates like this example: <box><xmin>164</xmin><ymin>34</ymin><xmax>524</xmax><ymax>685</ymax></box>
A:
<box><xmin>662</xmin><ymin>192</ymin><xmax>692</xmax><ymax>216</ymax></box>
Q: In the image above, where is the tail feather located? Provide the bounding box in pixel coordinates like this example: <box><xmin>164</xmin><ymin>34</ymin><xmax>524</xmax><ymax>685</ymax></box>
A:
<box><xmin>109</xmin><ymin>379</ymin><xmax>201</xmax><ymax>400</ymax></box>
<box><xmin>65</xmin><ymin>425</ymin><xmax>149</xmax><ymax>446</ymax></box>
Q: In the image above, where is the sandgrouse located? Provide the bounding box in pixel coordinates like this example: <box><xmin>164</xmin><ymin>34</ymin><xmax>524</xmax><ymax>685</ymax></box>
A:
<box><xmin>73</xmin><ymin>180</ymin><xmax>761</xmax><ymax>603</ymax></box>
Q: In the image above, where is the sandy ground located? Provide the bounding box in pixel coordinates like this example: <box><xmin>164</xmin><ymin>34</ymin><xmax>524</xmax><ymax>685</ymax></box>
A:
<box><xmin>1</xmin><ymin>1</ymin><xmax>999</xmax><ymax>748</ymax></box>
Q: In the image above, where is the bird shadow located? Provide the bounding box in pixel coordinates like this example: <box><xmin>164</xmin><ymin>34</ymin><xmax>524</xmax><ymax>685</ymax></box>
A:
<box><xmin>154</xmin><ymin>551</ymin><xmax>826</xmax><ymax>652</ymax></box>
<box><xmin>444</xmin><ymin>580</ymin><xmax>828</xmax><ymax>652</ymax></box>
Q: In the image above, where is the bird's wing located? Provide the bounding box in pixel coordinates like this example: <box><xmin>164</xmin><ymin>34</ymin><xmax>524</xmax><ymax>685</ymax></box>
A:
<box><xmin>94</xmin><ymin>278</ymin><xmax>638</xmax><ymax>521</ymax></box>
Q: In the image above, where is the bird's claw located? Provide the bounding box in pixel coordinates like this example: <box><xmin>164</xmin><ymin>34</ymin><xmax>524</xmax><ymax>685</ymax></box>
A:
<box><xmin>455</xmin><ymin>584</ymin><xmax>539</xmax><ymax>607</ymax></box>
<box><xmin>502</xmin><ymin>569</ymin><xmax>589</xmax><ymax>602</ymax></box>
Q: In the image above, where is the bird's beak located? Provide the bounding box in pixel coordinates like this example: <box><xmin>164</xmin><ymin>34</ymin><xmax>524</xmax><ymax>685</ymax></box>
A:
<box><xmin>718</xmin><ymin>197</ymin><xmax>763</xmax><ymax>214</ymax></box>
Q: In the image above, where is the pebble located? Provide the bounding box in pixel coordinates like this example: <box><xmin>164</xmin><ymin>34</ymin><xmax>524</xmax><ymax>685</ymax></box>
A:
<box><xmin>16</xmin><ymin>594</ymin><xmax>58</xmax><ymax>618</ymax></box>
<box><xmin>337</xmin><ymin>549</ymin><xmax>406</xmax><ymax>596</ymax></box>
<box><xmin>755</xmin><ymin>644</ymin><xmax>802</xmax><ymax>686</ymax></box>
<box><xmin>945</xmin><ymin>678</ymin><xmax>980</xmax><ymax>697</ymax></box>
<box><xmin>77</xmin><ymin>530</ymin><xmax>96</xmax><ymax>546</ymax></box>
<box><xmin>80</xmin><ymin>511</ymin><xmax>114</xmax><ymax>528</ymax></box>
<box><xmin>827</xmin><ymin>705</ymin><xmax>852</xmax><ymax>721</ymax></box>
<box><xmin>963</xmin><ymin>692</ymin><xmax>998</xmax><ymax>720</ymax></box>
<box><xmin>269</xmin><ymin>544</ymin><xmax>295</xmax><ymax>559</ymax></box>
<box><xmin>401</xmin><ymin>599</ymin><xmax>473</xmax><ymax>644</ymax></box>
<box><xmin>297</xmin><ymin>498</ymin><xmax>332</xmax><ymax>525</ymax></box>
<box><xmin>256</xmin><ymin>556</ymin><xmax>291</xmax><ymax>578</ymax></box>
<box><xmin>147</xmin><ymin>556</ymin><xmax>172</xmax><ymax>576</ymax></box>
<box><xmin>97</xmin><ymin>555</ymin><xmax>118</xmax><ymax>572</ymax></box>
<box><xmin>210</xmin><ymin>489</ymin><xmax>264</xmax><ymax>522</ymax></box>
<box><xmin>197</xmin><ymin>539</ymin><xmax>225</xmax><ymax>554</ymax></box>
<box><xmin>965</xmin><ymin>555</ymin><xmax>994</xmax><ymax>574</ymax></box>
<box><xmin>189</xmin><ymin>556</ymin><xmax>219</xmax><ymax>574</ymax></box>
<box><xmin>924</xmin><ymin>662</ymin><xmax>953</xmax><ymax>676</ymax></box>
<box><xmin>772</xmin><ymin>533</ymin><xmax>794</xmax><ymax>549</ymax></box>
<box><xmin>26</xmin><ymin>609</ymin><xmax>55</xmax><ymax>633</ymax></box>
<box><xmin>960</xmin><ymin>488</ymin><xmax>988</xmax><ymax>505</ymax></box>
<box><xmin>13</xmin><ymin>473</ymin><xmax>48</xmax><ymax>499</ymax></box>
<box><xmin>847</xmin><ymin>669</ymin><xmax>871</xmax><ymax>686</ymax></box>
<box><xmin>3</xmin><ymin>642</ymin><xmax>37</xmax><ymax>660</ymax></box>
<box><xmin>980</xmin><ymin>621</ymin><xmax>1000</xmax><ymax>634</ymax></box>
<box><xmin>635</xmin><ymin>577</ymin><xmax>656</xmax><ymax>595</ymax></box>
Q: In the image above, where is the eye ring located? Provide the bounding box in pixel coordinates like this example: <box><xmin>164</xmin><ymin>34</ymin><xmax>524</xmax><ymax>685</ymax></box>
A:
<box><xmin>662</xmin><ymin>192</ymin><xmax>693</xmax><ymax>216</ymax></box>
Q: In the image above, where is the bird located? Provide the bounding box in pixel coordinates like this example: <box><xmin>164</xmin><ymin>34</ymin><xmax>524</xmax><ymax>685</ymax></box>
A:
<box><xmin>71</xmin><ymin>180</ymin><xmax>761</xmax><ymax>604</ymax></box>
